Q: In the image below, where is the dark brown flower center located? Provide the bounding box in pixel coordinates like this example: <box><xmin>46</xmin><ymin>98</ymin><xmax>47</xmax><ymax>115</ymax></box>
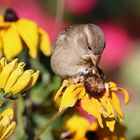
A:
<box><xmin>4</xmin><ymin>8</ymin><xmax>19</xmax><ymax>22</ymax></box>
<box><xmin>83</xmin><ymin>66</ymin><xmax>105</xmax><ymax>96</ymax></box>
<box><xmin>85</xmin><ymin>131</ymin><xmax>98</xmax><ymax>140</ymax></box>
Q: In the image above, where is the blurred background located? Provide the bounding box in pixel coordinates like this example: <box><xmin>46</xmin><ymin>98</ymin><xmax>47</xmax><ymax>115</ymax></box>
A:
<box><xmin>0</xmin><ymin>0</ymin><xmax>140</xmax><ymax>139</ymax></box>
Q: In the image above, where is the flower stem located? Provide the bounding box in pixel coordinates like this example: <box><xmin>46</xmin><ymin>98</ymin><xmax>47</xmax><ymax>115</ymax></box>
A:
<box><xmin>34</xmin><ymin>109</ymin><xmax>65</xmax><ymax>140</ymax></box>
<box><xmin>54</xmin><ymin>0</ymin><xmax>64</xmax><ymax>37</ymax></box>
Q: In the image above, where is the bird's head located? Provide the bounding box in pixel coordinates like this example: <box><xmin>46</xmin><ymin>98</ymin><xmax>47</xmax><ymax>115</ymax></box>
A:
<box><xmin>84</xmin><ymin>24</ymin><xmax>105</xmax><ymax>65</ymax></box>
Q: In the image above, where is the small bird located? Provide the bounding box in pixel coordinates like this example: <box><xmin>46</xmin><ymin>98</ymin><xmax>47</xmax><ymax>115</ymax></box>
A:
<box><xmin>51</xmin><ymin>24</ymin><xmax>105</xmax><ymax>80</ymax></box>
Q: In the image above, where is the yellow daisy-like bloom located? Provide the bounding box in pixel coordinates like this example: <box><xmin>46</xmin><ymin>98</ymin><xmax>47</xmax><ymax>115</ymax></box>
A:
<box><xmin>55</xmin><ymin>80</ymin><xmax>129</xmax><ymax>132</ymax></box>
<box><xmin>0</xmin><ymin>57</ymin><xmax>39</xmax><ymax>99</ymax></box>
<box><xmin>0</xmin><ymin>108</ymin><xmax>16</xmax><ymax>140</ymax></box>
<box><xmin>0</xmin><ymin>8</ymin><xmax>51</xmax><ymax>60</ymax></box>
<box><xmin>63</xmin><ymin>115</ymin><xmax>126</xmax><ymax>140</ymax></box>
<box><xmin>63</xmin><ymin>115</ymin><xmax>98</xmax><ymax>140</ymax></box>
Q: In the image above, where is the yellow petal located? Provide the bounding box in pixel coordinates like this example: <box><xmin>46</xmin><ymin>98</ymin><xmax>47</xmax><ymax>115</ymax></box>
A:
<box><xmin>0</xmin><ymin>15</ymin><xmax>3</xmax><ymax>22</ymax></box>
<box><xmin>0</xmin><ymin>57</ymin><xmax>7</xmax><ymax>68</ymax></box>
<box><xmin>10</xmin><ymin>70</ymin><xmax>33</xmax><ymax>94</ymax></box>
<box><xmin>106</xmin><ymin>119</ymin><xmax>116</xmax><ymax>132</ymax></box>
<box><xmin>65</xmin><ymin>115</ymin><xmax>90</xmax><ymax>139</ymax></box>
<box><xmin>0</xmin><ymin>64</ymin><xmax>3</xmax><ymax>74</ymax></box>
<box><xmin>0</xmin><ymin>16</ymin><xmax>11</xmax><ymax>27</ymax></box>
<box><xmin>0</xmin><ymin>126</ymin><xmax>5</xmax><ymax>138</ymax></box>
<box><xmin>18</xmin><ymin>62</ymin><xmax>26</xmax><ymax>68</ymax></box>
<box><xmin>100</xmin><ymin>96</ymin><xmax>115</xmax><ymax>118</ymax></box>
<box><xmin>1</xmin><ymin>108</ymin><xmax>13</xmax><ymax>120</ymax></box>
<box><xmin>89</xmin><ymin>121</ymin><xmax>98</xmax><ymax>131</ymax></box>
<box><xmin>54</xmin><ymin>80</ymin><xmax>69</xmax><ymax>100</ymax></box>
<box><xmin>81</xmin><ymin>94</ymin><xmax>103</xmax><ymax>128</ymax></box>
<box><xmin>20</xmin><ymin>70</ymin><xmax>40</xmax><ymax>92</ymax></box>
<box><xmin>76</xmin><ymin>87</ymin><xmax>86</xmax><ymax>99</ymax></box>
<box><xmin>118</xmin><ymin>88</ymin><xmax>129</xmax><ymax>104</ymax></box>
<box><xmin>0</xmin><ymin>57</ymin><xmax>6</xmax><ymax>74</ymax></box>
<box><xmin>109</xmin><ymin>81</ymin><xmax>118</xmax><ymax>91</ymax></box>
<box><xmin>39</xmin><ymin>28</ymin><xmax>51</xmax><ymax>56</ymax></box>
<box><xmin>1</xmin><ymin>24</ymin><xmax>23</xmax><ymax>60</ymax></box>
<box><xmin>92</xmin><ymin>97</ymin><xmax>108</xmax><ymax>117</ymax></box>
<box><xmin>100</xmin><ymin>95</ymin><xmax>117</xmax><ymax>131</ymax></box>
<box><xmin>0</xmin><ymin>122</ymin><xmax>16</xmax><ymax>140</ymax></box>
<box><xmin>111</xmin><ymin>92</ymin><xmax>124</xmax><ymax>119</ymax></box>
<box><xmin>59</xmin><ymin>84</ymin><xmax>78</xmax><ymax>111</ymax></box>
<box><xmin>0</xmin><ymin>108</ymin><xmax>15</xmax><ymax>140</ymax></box>
<box><xmin>16</xmin><ymin>19</ymin><xmax>38</xmax><ymax>58</ymax></box>
<box><xmin>4</xmin><ymin>67</ymin><xmax>24</xmax><ymax>93</ymax></box>
<box><xmin>0</xmin><ymin>32</ymin><xmax>3</xmax><ymax>57</ymax></box>
<box><xmin>0</xmin><ymin>116</ymin><xmax>10</xmax><ymax>127</ymax></box>
<box><xmin>0</xmin><ymin>59</ymin><xmax>18</xmax><ymax>89</ymax></box>
<box><xmin>0</xmin><ymin>117</ymin><xmax>10</xmax><ymax>137</ymax></box>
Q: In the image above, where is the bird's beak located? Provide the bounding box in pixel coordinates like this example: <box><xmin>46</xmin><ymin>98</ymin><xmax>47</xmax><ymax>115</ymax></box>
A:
<box><xmin>88</xmin><ymin>51</ymin><xmax>100</xmax><ymax>65</ymax></box>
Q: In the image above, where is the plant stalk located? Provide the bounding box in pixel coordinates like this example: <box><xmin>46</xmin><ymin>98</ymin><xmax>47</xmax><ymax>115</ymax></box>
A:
<box><xmin>34</xmin><ymin>110</ymin><xmax>65</xmax><ymax>140</ymax></box>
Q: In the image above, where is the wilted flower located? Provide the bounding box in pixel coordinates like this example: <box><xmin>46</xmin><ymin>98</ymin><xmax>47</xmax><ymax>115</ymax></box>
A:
<box><xmin>0</xmin><ymin>108</ymin><xmax>16</xmax><ymax>140</ymax></box>
<box><xmin>61</xmin><ymin>115</ymin><xmax>98</xmax><ymax>140</ymax></box>
<box><xmin>0</xmin><ymin>8</ymin><xmax>51</xmax><ymax>60</ymax></box>
<box><xmin>55</xmin><ymin>80</ymin><xmax>129</xmax><ymax>131</ymax></box>
<box><xmin>0</xmin><ymin>57</ymin><xmax>39</xmax><ymax>100</ymax></box>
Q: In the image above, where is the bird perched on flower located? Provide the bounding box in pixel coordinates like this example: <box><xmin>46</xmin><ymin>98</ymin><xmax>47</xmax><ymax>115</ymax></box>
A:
<box><xmin>51</xmin><ymin>24</ymin><xmax>105</xmax><ymax>80</ymax></box>
<box><xmin>52</xmin><ymin>24</ymin><xmax>130</xmax><ymax>132</ymax></box>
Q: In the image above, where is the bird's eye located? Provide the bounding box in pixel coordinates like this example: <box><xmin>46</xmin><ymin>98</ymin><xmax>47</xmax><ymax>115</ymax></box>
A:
<box><xmin>88</xmin><ymin>46</ymin><xmax>91</xmax><ymax>50</ymax></box>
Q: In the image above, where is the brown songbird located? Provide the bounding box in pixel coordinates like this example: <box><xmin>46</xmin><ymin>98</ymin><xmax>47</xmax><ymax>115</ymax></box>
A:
<box><xmin>51</xmin><ymin>24</ymin><xmax>105</xmax><ymax>80</ymax></box>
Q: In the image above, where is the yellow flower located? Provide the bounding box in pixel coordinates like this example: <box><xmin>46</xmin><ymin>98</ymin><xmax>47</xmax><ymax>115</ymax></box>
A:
<box><xmin>62</xmin><ymin>115</ymin><xmax>98</xmax><ymax>140</ymax></box>
<box><xmin>0</xmin><ymin>108</ymin><xmax>16</xmax><ymax>140</ymax></box>
<box><xmin>55</xmin><ymin>80</ymin><xmax>129</xmax><ymax>132</ymax></box>
<box><xmin>0</xmin><ymin>57</ymin><xmax>39</xmax><ymax>99</ymax></box>
<box><xmin>0</xmin><ymin>8</ymin><xmax>51</xmax><ymax>60</ymax></box>
<box><xmin>62</xmin><ymin>115</ymin><xmax>126</xmax><ymax>140</ymax></box>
